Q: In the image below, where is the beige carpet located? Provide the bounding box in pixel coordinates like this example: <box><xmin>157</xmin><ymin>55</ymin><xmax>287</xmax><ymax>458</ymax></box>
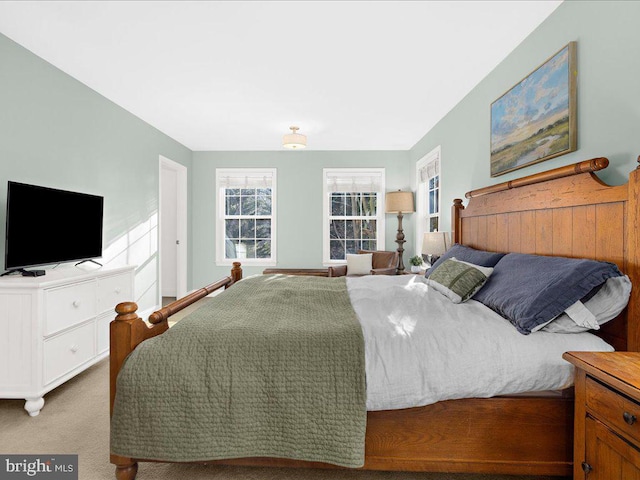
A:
<box><xmin>0</xmin><ymin>300</ymin><xmax>569</xmax><ymax>480</ymax></box>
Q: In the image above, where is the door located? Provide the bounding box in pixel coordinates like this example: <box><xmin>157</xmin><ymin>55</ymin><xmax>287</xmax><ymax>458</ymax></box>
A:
<box><xmin>585</xmin><ymin>416</ymin><xmax>640</xmax><ymax>479</ymax></box>
<box><xmin>159</xmin><ymin>156</ymin><xmax>187</xmax><ymax>300</ymax></box>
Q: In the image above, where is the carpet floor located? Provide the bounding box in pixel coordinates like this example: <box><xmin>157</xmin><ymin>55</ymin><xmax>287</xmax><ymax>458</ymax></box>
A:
<box><xmin>0</xmin><ymin>299</ymin><xmax>569</xmax><ymax>480</ymax></box>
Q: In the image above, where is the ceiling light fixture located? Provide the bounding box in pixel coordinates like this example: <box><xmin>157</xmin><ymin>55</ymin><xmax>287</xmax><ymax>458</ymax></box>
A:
<box><xmin>282</xmin><ymin>126</ymin><xmax>307</xmax><ymax>149</ymax></box>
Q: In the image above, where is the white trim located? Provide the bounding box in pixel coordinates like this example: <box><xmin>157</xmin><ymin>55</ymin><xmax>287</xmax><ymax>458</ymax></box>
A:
<box><xmin>215</xmin><ymin>168</ymin><xmax>277</xmax><ymax>267</ymax></box>
<box><xmin>159</xmin><ymin>155</ymin><xmax>188</xmax><ymax>300</ymax></box>
<box><xmin>322</xmin><ymin>168</ymin><xmax>385</xmax><ymax>265</ymax></box>
<box><xmin>415</xmin><ymin>146</ymin><xmax>441</xmax><ymax>256</ymax></box>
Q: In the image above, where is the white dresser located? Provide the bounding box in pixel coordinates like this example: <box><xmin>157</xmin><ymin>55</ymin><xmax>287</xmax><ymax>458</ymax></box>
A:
<box><xmin>0</xmin><ymin>265</ymin><xmax>135</xmax><ymax>416</ymax></box>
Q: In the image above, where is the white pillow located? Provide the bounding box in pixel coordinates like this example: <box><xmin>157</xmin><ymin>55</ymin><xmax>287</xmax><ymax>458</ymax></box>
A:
<box><xmin>537</xmin><ymin>275</ymin><xmax>632</xmax><ymax>333</ymax></box>
<box><xmin>563</xmin><ymin>301</ymin><xmax>599</xmax><ymax>330</ymax></box>
<box><xmin>346</xmin><ymin>253</ymin><xmax>373</xmax><ymax>276</ymax></box>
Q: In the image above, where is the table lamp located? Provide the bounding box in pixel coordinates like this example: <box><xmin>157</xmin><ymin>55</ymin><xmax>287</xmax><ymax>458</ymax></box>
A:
<box><xmin>421</xmin><ymin>231</ymin><xmax>449</xmax><ymax>266</ymax></box>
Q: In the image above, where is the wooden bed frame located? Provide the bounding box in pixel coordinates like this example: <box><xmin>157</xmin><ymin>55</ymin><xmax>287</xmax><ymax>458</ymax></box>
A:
<box><xmin>110</xmin><ymin>157</ymin><xmax>640</xmax><ymax>480</ymax></box>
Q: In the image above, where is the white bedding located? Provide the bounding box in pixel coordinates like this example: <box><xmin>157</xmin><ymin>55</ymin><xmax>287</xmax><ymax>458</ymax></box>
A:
<box><xmin>346</xmin><ymin>274</ymin><xmax>614</xmax><ymax>411</ymax></box>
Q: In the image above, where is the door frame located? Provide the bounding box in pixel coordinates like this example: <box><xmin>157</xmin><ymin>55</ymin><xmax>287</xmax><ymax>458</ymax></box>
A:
<box><xmin>159</xmin><ymin>155</ymin><xmax>188</xmax><ymax>300</ymax></box>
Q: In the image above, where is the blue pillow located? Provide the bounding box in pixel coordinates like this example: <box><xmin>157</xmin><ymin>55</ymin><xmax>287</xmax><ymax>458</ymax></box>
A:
<box><xmin>425</xmin><ymin>244</ymin><xmax>505</xmax><ymax>277</ymax></box>
<box><xmin>473</xmin><ymin>253</ymin><xmax>623</xmax><ymax>334</ymax></box>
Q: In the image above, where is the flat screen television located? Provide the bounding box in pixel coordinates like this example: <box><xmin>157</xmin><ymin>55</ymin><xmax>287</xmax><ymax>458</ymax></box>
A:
<box><xmin>4</xmin><ymin>181</ymin><xmax>104</xmax><ymax>272</ymax></box>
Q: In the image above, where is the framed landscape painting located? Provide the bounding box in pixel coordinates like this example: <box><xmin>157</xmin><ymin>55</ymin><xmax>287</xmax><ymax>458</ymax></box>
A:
<box><xmin>490</xmin><ymin>42</ymin><xmax>577</xmax><ymax>177</ymax></box>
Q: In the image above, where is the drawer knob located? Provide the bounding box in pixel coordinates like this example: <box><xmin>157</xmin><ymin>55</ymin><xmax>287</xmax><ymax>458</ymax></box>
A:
<box><xmin>623</xmin><ymin>411</ymin><xmax>637</xmax><ymax>425</ymax></box>
<box><xmin>581</xmin><ymin>462</ymin><xmax>592</xmax><ymax>474</ymax></box>
<box><xmin>70</xmin><ymin>345</ymin><xmax>79</xmax><ymax>353</ymax></box>
<box><xmin>72</xmin><ymin>300</ymin><xmax>81</xmax><ymax>308</ymax></box>
<box><xmin>115</xmin><ymin>288</ymin><xmax>121</xmax><ymax>294</ymax></box>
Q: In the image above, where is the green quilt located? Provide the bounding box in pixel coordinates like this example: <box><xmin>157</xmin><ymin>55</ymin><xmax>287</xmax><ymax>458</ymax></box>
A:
<box><xmin>111</xmin><ymin>275</ymin><xmax>366</xmax><ymax>467</ymax></box>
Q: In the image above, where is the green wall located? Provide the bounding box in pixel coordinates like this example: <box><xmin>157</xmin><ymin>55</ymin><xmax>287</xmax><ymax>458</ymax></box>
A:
<box><xmin>188</xmin><ymin>0</ymin><xmax>640</xmax><ymax>288</ymax></box>
<box><xmin>191</xmin><ymin>150</ymin><xmax>410</xmax><ymax>286</ymax></box>
<box><xmin>410</xmin><ymin>0</ymin><xmax>640</xmax><ymax>233</ymax></box>
<box><xmin>0</xmin><ymin>33</ymin><xmax>192</xmax><ymax>315</ymax></box>
<box><xmin>0</xmin><ymin>30</ymin><xmax>412</xmax><ymax>303</ymax></box>
<box><xmin>4</xmin><ymin>0</ymin><xmax>638</xmax><ymax>299</ymax></box>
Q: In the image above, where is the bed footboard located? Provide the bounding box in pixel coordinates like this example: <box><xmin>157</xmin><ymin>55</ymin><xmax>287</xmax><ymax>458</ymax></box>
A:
<box><xmin>109</xmin><ymin>262</ymin><xmax>242</xmax><ymax>479</ymax></box>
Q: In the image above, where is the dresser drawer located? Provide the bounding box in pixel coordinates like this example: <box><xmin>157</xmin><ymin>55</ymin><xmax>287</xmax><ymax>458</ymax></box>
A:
<box><xmin>97</xmin><ymin>273</ymin><xmax>132</xmax><ymax>314</ymax></box>
<box><xmin>43</xmin><ymin>322</ymin><xmax>95</xmax><ymax>385</ymax></box>
<box><xmin>44</xmin><ymin>281</ymin><xmax>97</xmax><ymax>335</ymax></box>
<box><xmin>586</xmin><ymin>376</ymin><xmax>640</xmax><ymax>446</ymax></box>
<box><xmin>96</xmin><ymin>312</ymin><xmax>111</xmax><ymax>355</ymax></box>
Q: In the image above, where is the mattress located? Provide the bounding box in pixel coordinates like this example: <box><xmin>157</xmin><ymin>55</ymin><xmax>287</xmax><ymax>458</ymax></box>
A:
<box><xmin>346</xmin><ymin>274</ymin><xmax>614</xmax><ymax>411</ymax></box>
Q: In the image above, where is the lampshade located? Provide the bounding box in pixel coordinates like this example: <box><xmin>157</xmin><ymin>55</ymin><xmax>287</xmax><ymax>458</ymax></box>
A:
<box><xmin>282</xmin><ymin>126</ymin><xmax>307</xmax><ymax>149</ymax></box>
<box><xmin>421</xmin><ymin>232</ymin><xmax>449</xmax><ymax>256</ymax></box>
<box><xmin>385</xmin><ymin>190</ymin><xmax>415</xmax><ymax>213</ymax></box>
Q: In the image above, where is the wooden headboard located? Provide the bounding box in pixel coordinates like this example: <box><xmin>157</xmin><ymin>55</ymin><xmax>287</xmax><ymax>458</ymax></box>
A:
<box><xmin>451</xmin><ymin>157</ymin><xmax>640</xmax><ymax>351</ymax></box>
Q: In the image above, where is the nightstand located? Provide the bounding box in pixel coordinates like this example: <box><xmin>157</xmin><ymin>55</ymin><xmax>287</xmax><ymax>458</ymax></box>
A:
<box><xmin>563</xmin><ymin>351</ymin><xmax>640</xmax><ymax>479</ymax></box>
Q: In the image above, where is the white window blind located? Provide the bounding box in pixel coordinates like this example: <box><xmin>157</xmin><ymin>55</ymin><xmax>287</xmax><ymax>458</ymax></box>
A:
<box><xmin>418</xmin><ymin>155</ymin><xmax>440</xmax><ymax>183</ymax></box>
<box><xmin>218</xmin><ymin>173</ymin><xmax>273</xmax><ymax>189</ymax></box>
<box><xmin>325</xmin><ymin>171</ymin><xmax>383</xmax><ymax>193</ymax></box>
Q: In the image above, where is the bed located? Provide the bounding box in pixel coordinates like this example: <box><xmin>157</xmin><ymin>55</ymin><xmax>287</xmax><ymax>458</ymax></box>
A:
<box><xmin>109</xmin><ymin>156</ymin><xmax>640</xmax><ymax>480</ymax></box>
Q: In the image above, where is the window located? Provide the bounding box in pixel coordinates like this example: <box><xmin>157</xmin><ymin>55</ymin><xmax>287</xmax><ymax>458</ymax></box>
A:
<box><xmin>425</xmin><ymin>168</ymin><xmax>440</xmax><ymax>232</ymax></box>
<box><xmin>415</xmin><ymin>146</ymin><xmax>441</xmax><ymax>254</ymax></box>
<box><xmin>216</xmin><ymin>168</ymin><xmax>276</xmax><ymax>266</ymax></box>
<box><xmin>323</xmin><ymin>169</ymin><xmax>385</xmax><ymax>264</ymax></box>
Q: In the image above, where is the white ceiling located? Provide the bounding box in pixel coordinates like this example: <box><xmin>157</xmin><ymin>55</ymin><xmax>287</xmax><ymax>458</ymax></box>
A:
<box><xmin>0</xmin><ymin>1</ymin><xmax>562</xmax><ymax>151</ymax></box>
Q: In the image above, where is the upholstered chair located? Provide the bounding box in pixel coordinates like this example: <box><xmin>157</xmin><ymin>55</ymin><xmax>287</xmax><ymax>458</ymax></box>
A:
<box><xmin>327</xmin><ymin>250</ymin><xmax>399</xmax><ymax>277</ymax></box>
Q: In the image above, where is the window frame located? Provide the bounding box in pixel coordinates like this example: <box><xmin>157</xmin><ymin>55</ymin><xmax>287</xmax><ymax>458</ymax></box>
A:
<box><xmin>415</xmin><ymin>146</ymin><xmax>442</xmax><ymax>256</ymax></box>
<box><xmin>215</xmin><ymin>167</ymin><xmax>277</xmax><ymax>267</ymax></box>
<box><xmin>322</xmin><ymin>168</ymin><xmax>385</xmax><ymax>265</ymax></box>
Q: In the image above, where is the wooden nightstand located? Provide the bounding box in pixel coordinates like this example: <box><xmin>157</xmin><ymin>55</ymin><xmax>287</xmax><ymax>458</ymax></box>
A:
<box><xmin>563</xmin><ymin>351</ymin><xmax>640</xmax><ymax>479</ymax></box>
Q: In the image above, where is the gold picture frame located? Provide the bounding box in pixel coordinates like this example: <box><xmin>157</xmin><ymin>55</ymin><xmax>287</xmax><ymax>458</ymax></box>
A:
<box><xmin>490</xmin><ymin>42</ymin><xmax>577</xmax><ymax>177</ymax></box>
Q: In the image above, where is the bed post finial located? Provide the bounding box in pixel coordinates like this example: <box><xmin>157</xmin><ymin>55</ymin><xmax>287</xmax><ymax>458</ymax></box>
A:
<box><xmin>231</xmin><ymin>262</ymin><xmax>243</xmax><ymax>284</ymax></box>
<box><xmin>114</xmin><ymin>302</ymin><xmax>139</xmax><ymax>321</ymax></box>
<box><xmin>452</xmin><ymin>199</ymin><xmax>464</xmax><ymax>245</ymax></box>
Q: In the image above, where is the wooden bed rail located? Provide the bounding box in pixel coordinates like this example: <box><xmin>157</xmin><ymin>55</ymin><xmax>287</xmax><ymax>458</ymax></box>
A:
<box><xmin>464</xmin><ymin>157</ymin><xmax>609</xmax><ymax>199</ymax></box>
<box><xmin>148</xmin><ymin>262</ymin><xmax>243</xmax><ymax>324</ymax></box>
<box><xmin>109</xmin><ymin>262</ymin><xmax>243</xmax><ymax>478</ymax></box>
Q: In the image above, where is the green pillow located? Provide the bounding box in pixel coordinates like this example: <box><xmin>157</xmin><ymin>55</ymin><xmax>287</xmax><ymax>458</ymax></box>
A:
<box><xmin>426</xmin><ymin>257</ymin><xmax>493</xmax><ymax>304</ymax></box>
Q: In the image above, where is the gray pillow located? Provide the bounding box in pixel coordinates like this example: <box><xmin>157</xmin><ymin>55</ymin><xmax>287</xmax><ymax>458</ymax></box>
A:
<box><xmin>473</xmin><ymin>253</ymin><xmax>624</xmax><ymax>334</ymax></box>
<box><xmin>539</xmin><ymin>275</ymin><xmax>632</xmax><ymax>333</ymax></box>
<box><xmin>425</xmin><ymin>244</ymin><xmax>505</xmax><ymax>277</ymax></box>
